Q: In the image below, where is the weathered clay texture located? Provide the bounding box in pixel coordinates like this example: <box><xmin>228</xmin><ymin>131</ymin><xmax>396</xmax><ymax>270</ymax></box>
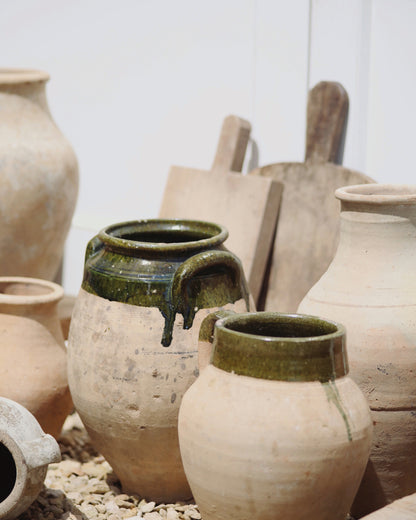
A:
<box><xmin>0</xmin><ymin>69</ymin><xmax>78</xmax><ymax>280</ymax></box>
<box><xmin>68</xmin><ymin>289</ymin><xmax>250</xmax><ymax>502</ymax></box>
<box><xmin>179</xmin><ymin>365</ymin><xmax>372</xmax><ymax>520</ymax></box>
<box><xmin>298</xmin><ymin>184</ymin><xmax>416</xmax><ymax>516</ymax></box>
<box><xmin>0</xmin><ymin>397</ymin><xmax>61</xmax><ymax>520</ymax></box>
<box><xmin>360</xmin><ymin>492</ymin><xmax>416</xmax><ymax>519</ymax></box>
<box><xmin>0</xmin><ymin>277</ymin><xmax>73</xmax><ymax>438</ymax></box>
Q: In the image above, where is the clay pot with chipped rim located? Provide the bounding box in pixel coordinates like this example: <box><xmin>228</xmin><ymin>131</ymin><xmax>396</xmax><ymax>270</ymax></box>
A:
<box><xmin>179</xmin><ymin>311</ymin><xmax>372</xmax><ymax>520</ymax></box>
<box><xmin>0</xmin><ymin>69</ymin><xmax>78</xmax><ymax>280</ymax></box>
<box><xmin>298</xmin><ymin>184</ymin><xmax>416</xmax><ymax>516</ymax></box>
<box><xmin>0</xmin><ymin>277</ymin><xmax>73</xmax><ymax>439</ymax></box>
<box><xmin>67</xmin><ymin>219</ymin><xmax>253</xmax><ymax>501</ymax></box>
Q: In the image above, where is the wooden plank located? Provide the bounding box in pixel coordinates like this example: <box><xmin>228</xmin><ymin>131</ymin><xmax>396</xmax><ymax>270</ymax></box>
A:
<box><xmin>159</xmin><ymin>115</ymin><xmax>282</xmax><ymax>306</ymax></box>
<box><xmin>250</xmin><ymin>82</ymin><xmax>374</xmax><ymax>312</ymax></box>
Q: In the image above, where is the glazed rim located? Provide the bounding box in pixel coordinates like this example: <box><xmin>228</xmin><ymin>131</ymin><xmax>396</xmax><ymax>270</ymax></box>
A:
<box><xmin>0</xmin><ymin>68</ymin><xmax>49</xmax><ymax>84</ymax></box>
<box><xmin>99</xmin><ymin>219</ymin><xmax>229</xmax><ymax>254</ymax></box>
<box><xmin>0</xmin><ymin>277</ymin><xmax>63</xmax><ymax>304</ymax></box>
<box><xmin>211</xmin><ymin>312</ymin><xmax>348</xmax><ymax>382</ymax></box>
<box><xmin>336</xmin><ymin>184</ymin><xmax>416</xmax><ymax>205</ymax></box>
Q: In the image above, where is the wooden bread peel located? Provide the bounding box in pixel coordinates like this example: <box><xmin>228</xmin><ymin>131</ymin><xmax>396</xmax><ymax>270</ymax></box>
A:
<box><xmin>250</xmin><ymin>81</ymin><xmax>375</xmax><ymax>312</ymax></box>
<box><xmin>159</xmin><ymin>115</ymin><xmax>282</xmax><ymax>307</ymax></box>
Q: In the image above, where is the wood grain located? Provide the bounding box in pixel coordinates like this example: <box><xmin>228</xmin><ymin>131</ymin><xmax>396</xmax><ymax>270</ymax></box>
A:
<box><xmin>250</xmin><ymin>82</ymin><xmax>375</xmax><ymax>312</ymax></box>
<box><xmin>159</xmin><ymin>115</ymin><xmax>282</xmax><ymax>306</ymax></box>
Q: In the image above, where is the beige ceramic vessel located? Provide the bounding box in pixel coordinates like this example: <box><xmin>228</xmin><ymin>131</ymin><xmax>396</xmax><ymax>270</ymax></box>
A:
<box><xmin>0</xmin><ymin>277</ymin><xmax>73</xmax><ymax>438</ymax></box>
<box><xmin>68</xmin><ymin>219</ymin><xmax>253</xmax><ymax>502</ymax></box>
<box><xmin>298</xmin><ymin>184</ymin><xmax>416</xmax><ymax>516</ymax></box>
<box><xmin>0</xmin><ymin>69</ymin><xmax>78</xmax><ymax>280</ymax></box>
<box><xmin>179</xmin><ymin>312</ymin><xmax>372</xmax><ymax>520</ymax></box>
<box><xmin>0</xmin><ymin>397</ymin><xmax>61</xmax><ymax>519</ymax></box>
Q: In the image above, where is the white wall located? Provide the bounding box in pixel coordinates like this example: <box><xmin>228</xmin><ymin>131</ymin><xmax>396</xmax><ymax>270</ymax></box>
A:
<box><xmin>1</xmin><ymin>0</ymin><xmax>414</xmax><ymax>294</ymax></box>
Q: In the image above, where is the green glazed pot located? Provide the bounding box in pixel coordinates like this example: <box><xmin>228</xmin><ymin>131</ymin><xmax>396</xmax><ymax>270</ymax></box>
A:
<box><xmin>67</xmin><ymin>219</ymin><xmax>252</xmax><ymax>502</ymax></box>
<box><xmin>180</xmin><ymin>311</ymin><xmax>373</xmax><ymax>520</ymax></box>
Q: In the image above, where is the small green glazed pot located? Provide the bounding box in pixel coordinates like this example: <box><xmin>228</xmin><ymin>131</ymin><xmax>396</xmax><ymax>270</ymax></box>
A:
<box><xmin>180</xmin><ymin>312</ymin><xmax>373</xmax><ymax>520</ymax></box>
<box><xmin>82</xmin><ymin>219</ymin><xmax>250</xmax><ymax>346</ymax></box>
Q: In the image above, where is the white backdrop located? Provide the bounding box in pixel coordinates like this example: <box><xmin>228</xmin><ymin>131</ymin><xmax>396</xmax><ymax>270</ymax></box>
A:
<box><xmin>1</xmin><ymin>0</ymin><xmax>415</xmax><ymax>295</ymax></box>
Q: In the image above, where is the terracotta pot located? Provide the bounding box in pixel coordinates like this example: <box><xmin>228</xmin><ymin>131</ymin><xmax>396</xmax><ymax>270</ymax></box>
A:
<box><xmin>0</xmin><ymin>277</ymin><xmax>73</xmax><ymax>439</ymax></box>
<box><xmin>0</xmin><ymin>68</ymin><xmax>78</xmax><ymax>280</ymax></box>
<box><xmin>178</xmin><ymin>312</ymin><xmax>372</xmax><ymax>520</ymax></box>
<box><xmin>67</xmin><ymin>219</ymin><xmax>253</xmax><ymax>502</ymax></box>
<box><xmin>298</xmin><ymin>184</ymin><xmax>416</xmax><ymax>516</ymax></box>
<box><xmin>0</xmin><ymin>397</ymin><xmax>61</xmax><ymax>520</ymax></box>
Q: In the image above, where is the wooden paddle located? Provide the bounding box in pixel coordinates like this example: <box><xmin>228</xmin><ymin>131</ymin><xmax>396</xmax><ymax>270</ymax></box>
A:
<box><xmin>251</xmin><ymin>81</ymin><xmax>375</xmax><ymax>312</ymax></box>
<box><xmin>159</xmin><ymin>115</ymin><xmax>282</xmax><ymax>307</ymax></box>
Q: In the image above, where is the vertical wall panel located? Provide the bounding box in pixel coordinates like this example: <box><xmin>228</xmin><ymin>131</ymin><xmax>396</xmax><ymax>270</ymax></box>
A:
<box><xmin>309</xmin><ymin>0</ymin><xmax>372</xmax><ymax>174</ymax></box>
<box><xmin>366</xmin><ymin>0</ymin><xmax>416</xmax><ymax>183</ymax></box>
<box><xmin>252</xmin><ymin>0</ymin><xmax>310</xmax><ymax>165</ymax></box>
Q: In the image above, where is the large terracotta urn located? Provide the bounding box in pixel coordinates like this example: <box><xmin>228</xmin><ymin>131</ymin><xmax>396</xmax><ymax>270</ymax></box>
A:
<box><xmin>0</xmin><ymin>68</ymin><xmax>78</xmax><ymax>280</ymax></box>
<box><xmin>178</xmin><ymin>312</ymin><xmax>372</xmax><ymax>520</ymax></box>
<box><xmin>0</xmin><ymin>277</ymin><xmax>73</xmax><ymax>438</ymax></box>
<box><xmin>67</xmin><ymin>219</ymin><xmax>253</xmax><ymax>502</ymax></box>
<box><xmin>298</xmin><ymin>184</ymin><xmax>416</xmax><ymax>516</ymax></box>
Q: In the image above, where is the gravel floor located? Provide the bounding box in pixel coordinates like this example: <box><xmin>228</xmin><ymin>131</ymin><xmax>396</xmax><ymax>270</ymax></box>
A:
<box><xmin>19</xmin><ymin>413</ymin><xmax>200</xmax><ymax>520</ymax></box>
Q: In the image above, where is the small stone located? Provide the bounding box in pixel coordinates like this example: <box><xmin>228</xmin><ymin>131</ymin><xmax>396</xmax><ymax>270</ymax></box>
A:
<box><xmin>143</xmin><ymin>513</ymin><xmax>163</xmax><ymax>520</ymax></box>
<box><xmin>108</xmin><ymin>515</ymin><xmax>122</xmax><ymax>520</ymax></box>
<box><xmin>66</xmin><ymin>491</ymin><xmax>83</xmax><ymax>505</ymax></box>
<box><xmin>140</xmin><ymin>501</ymin><xmax>156</xmax><ymax>513</ymax></box>
<box><xmin>106</xmin><ymin>501</ymin><xmax>121</xmax><ymax>514</ymax></box>
<box><xmin>166</xmin><ymin>509</ymin><xmax>179</xmax><ymax>520</ymax></box>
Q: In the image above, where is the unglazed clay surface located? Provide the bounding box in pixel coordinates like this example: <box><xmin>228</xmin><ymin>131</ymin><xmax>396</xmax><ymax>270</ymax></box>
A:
<box><xmin>68</xmin><ymin>289</ymin><xmax>251</xmax><ymax>501</ymax></box>
<box><xmin>179</xmin><ymin>364</ymin><xmax>372</xmax><ymax>520</ymax></box>
<box><xmin>0</xmin><ymin>397</ymin><xmax>60</xmax><ymax>520</ymax></box>
<box><xmin>298</xmin><ymin>184</ymin><xmax>416</xmax><ymax>516</ymax></box>
<box><xmin>0</xmin><ymin>277</ymin><xmax>73</xmax><ymax>438</ymax></box>
<box><xmin>0</xmin><ymin>69</ymin><xmax>78</xmax><ymax>280</ymax></box>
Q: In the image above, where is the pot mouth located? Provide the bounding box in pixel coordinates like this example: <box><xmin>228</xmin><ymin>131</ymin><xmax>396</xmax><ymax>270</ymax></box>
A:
<box><xmin>0</xmin><ymin>277</ymin><xmax>63</xmax><ymax>304</ymax></box>
<box><xmin>99</xmin><ymin>219</ymin><xmax>228</xmax><ymax>255</ymax></box>
<box><xmin>212</xmin><ymin>312</ymin><xmax>348</xmax><ymax>382</ymax></box>
<box><xmin>0</xmin><ymin>68</ymin><xmax>49</xmax><ymax>84</ymax></box>
<box><xmin>336</xmin><ymin>184</ymin><xmax>416</xmax><ymax>205</ymax></box>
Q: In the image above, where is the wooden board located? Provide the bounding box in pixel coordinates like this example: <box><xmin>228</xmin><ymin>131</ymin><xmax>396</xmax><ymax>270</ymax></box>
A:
<box><xmin>250</xmin><ymin>81</ymin><xmax>375</xmax><ymax>313</ymax></box>
<box><xmin>159</xmin><ymin>115</ymin><xmax>282</xmax><ymax>307</ymax></box>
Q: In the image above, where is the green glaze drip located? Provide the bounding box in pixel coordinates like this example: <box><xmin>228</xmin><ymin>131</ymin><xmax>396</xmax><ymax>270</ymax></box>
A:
<box><xmin>322</xmin><ymin>381</ymin><xmax>352</xmax><ymax>442</ymax></box>
<box><xmin>81</xmin><ymin>220</ymin><xmax>250</xmax><ymax>348</ymax></box>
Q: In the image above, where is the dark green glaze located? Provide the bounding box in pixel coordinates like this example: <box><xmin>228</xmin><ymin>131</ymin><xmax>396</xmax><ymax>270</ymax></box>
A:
<box><xmin>209</xmin><ymin>312</ymin><xmax>348</xmax><ymax>382</ymax></box>
<box><xmin>82</xmin><ymin>219</ymin><xmax>250</xmax><ymax>347</ymax></box>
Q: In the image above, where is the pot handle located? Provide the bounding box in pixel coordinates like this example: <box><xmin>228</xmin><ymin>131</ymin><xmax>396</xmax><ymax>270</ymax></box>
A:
<box><xmin>198</xmin><ymin>309</ymin><xmax>235</xmax><ymax>372</ymax></box>
<box><xmin>161</xmin><ymin>250</ymin><xmax>250</xmax><ymax>347</ymax></box>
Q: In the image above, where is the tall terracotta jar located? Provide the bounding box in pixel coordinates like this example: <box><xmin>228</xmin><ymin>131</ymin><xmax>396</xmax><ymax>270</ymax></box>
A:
<box><xmin>298</xmin><ymin>184</ymin><xmax>416</xmax><ymax>517</ymax></box>
<box><xmin>178</xmin><ymin>312</ymin><xmax>372</xmax><ymax>520</ymax></box>
<box><xmin>0</xmin><ymin>68</ymin><xmax>78</xmax><ymax>280</ymax></box>
<box><xmin>0</xmin><ymin>277</ymin><xmax>73</xmax><ymax>438</ymax></box>
<box><xmin>67</xmin><ymin>219</ymin><xmax>252</xmax><ymax>502</ymax></box>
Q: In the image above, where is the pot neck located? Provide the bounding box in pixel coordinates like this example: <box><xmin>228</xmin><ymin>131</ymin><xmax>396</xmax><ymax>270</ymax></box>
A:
<box><xmin>0</xmin><ymin>69</ymin><xmax>51</xmax><ymax>115</ymax></box>
<box><xmin>337</xmin><ymin>198</ymin><xmax>416</xmax><ymax>256</ymax></box>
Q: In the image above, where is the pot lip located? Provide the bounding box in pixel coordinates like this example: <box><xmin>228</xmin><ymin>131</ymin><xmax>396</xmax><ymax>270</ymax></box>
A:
<box><xmin>0</xmin><ymin>68</ymin><xmax>49</xmax><ymax>84</ymax></box>
<box><xmin>98</xmin><ymin>219</ymin><xmax>229</xmax><ymax>254</ymax></box>
<box><xmin>336</xmin><ymin>184</ymin><xmax>416</xmax><ymax>205</ymax></box>
<box><xmin>211</xmin><ymin>312</ymin><xmax>347</xmax><ymax>382</ymax></box>
<box><xmin>216</xmin><ymin>311</ymin><xmax>345</xmax><ymax>343</ymax></box>
<box><xmin>0</xmin><ymin>277</ymin><xmax>64</xmax><ymax>304</ymax></box>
